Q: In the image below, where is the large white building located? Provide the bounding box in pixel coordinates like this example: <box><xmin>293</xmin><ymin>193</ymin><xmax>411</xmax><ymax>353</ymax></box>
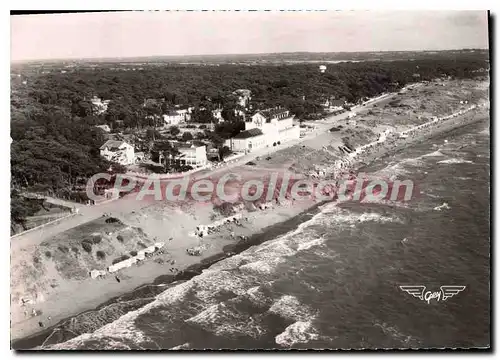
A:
<box><xmin>163</xmin><ymin>109</ymin><xmax>190</xmax><ymax>125</ymax></box>
<box><xmin>177</xmin><ymin>143</ymin><xmax>208</xmax><ymax>168</ymax></box>
<box><xmin>99</xmin><ymin>140</ymin><xmax>135</xmax><ymax>165</ymax></box>
<box><xmin>225</xmin><ymin>128</ymin><xmax>267</xmax><ymax>153</ymax></box>
<box><xmin>225</xmin><ymin>108</ymin><xmax>300</xmax><ymax>153</ymax></box>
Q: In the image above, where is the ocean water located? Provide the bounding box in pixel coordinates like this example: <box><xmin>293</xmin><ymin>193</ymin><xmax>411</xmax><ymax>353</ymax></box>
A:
<box><xmin>20</xmin><ymin>120</ymin><xmax>490</xmax><ymax>350</ymax></box>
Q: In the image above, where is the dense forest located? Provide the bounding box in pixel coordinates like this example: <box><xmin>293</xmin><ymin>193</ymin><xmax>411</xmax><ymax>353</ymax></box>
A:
<box><xmin>10</xmin><ymin>53</ymin><xmax>489</xmax><ymax>230</ymax></box>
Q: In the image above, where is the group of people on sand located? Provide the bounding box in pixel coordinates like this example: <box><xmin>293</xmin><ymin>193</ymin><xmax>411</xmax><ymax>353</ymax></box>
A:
<box><xmin>331</xmin><ymin>103</ymin><xmax>481</xmax><ymax>181</ymax></box>
<box><xmin>21</xmin><ymin>299</ymin><xmax>52</xmax><ymax>328</ymax></box>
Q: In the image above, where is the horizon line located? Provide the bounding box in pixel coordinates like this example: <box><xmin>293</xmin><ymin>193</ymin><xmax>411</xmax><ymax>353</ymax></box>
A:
<box><xmin>11</xmin><ymin>48</ymin><xmax>490</xmax><ymax>64</ymax></box>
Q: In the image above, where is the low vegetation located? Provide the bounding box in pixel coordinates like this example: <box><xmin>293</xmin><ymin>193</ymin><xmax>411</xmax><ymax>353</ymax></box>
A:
<box><xmin>96</xmin><ymin>250</ymin><xmax>106</xmax><ymax>260</ymax></box>
<box><xmin>213</xmin><ymin>202</ymin><xmax>237</xmax><ymax>217</ymax></box>
<box><xmin>81</xmin><ymin>240</ymin><xmax>93</xmax><ymax>253</ymax></box>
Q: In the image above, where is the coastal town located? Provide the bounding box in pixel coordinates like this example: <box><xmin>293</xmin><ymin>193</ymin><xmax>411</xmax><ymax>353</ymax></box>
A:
<box><xmin>9</xmin><ymin>10</ymin><xmax>490</xmax><ymax>351</ymax></box>
<box><xmin>10</xmin><ymin>74</ymin><xmax>490</xmax><ymax>345</ymax></box>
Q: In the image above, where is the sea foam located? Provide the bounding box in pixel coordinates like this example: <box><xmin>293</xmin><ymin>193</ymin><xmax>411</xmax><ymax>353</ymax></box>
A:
<box><xmin>437</xmin><ymin>158</ymin><xmax>474</xmax><ymax>164</ymax></box>
<box><xmin>275</xmin><ymin>321</ymin><xmax>320</xmax><ymax>347</ymax></box>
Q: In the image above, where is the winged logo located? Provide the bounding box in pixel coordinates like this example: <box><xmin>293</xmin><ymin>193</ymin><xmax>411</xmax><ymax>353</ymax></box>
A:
<box><xmin>440</xmin><ymin>285</ymin><xmax>466</xmax><ymax>301</ymax></box>
<box><xmin>399</xmin><ymin>285</ymin><xmax>466</xmax><ymax>304</ymax></box>
<box><xmin>399</xmin><ymin>285</ymin><xmax>425</xmax><ymax>300</ymax></box>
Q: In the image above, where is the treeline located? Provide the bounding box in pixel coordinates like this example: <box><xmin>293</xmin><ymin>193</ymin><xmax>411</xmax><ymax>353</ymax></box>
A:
<box><xmin>13</xmin><ymin>56</ymin><xmax>488</xmax><ymax>126</ymax></box>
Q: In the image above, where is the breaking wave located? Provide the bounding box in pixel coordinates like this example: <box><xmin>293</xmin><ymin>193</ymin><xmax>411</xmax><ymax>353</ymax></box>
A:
<box><xmin>373</xmin><ymin>162</ymin><xmax>410</xmax><ymax>180</ymax></box>
<box><xmin>421</xmin><ymin>150</ymin><xmax>447</xmax><ymax>158</ymax></box>
<box><xmin>437</xmin><ymin>158</ymin><xmax>474</xmax><ymax>165</ymax></box>
<box><xmin>275</xmin><ymin>321</ymin><xmax>321</xmax><ymax>347</ymax></box>
<box><xmin>268</xmin><ymin>295</ymin><xmax>316</xmax><ymax>322</ymax></box>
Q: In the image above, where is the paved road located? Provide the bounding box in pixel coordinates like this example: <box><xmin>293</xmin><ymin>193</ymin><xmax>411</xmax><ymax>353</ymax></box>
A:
<box><xmin>11</xmin><ymin>90</ymin><xmax>401</xmax><ymax>251</ymax></box>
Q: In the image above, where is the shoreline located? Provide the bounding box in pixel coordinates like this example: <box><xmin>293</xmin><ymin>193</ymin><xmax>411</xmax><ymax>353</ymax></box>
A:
<box><xmin>11</xmin><ymin>80</ymin><xmax>489</xmax><ymax>346</ymax></box>
<box><xmin>12</xmin><ymin>205</ymin><xmax>324</xmax><ymax>350</ymax></box>
<box><xmin>12</xmin><ymin>103</ymin><xmax>489</xmax><ymax>349</ymax></box>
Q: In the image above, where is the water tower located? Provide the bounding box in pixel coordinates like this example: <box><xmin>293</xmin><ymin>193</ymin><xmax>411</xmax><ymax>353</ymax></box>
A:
<box><xmin>319</xmin><ymin>65</ymin><xmax>327</xmax><ymax>73</ymax></box>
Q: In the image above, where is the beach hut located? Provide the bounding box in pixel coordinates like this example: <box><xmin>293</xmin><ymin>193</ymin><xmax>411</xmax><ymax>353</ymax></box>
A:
<box><xmin>90</xmin><ymin>270</ymin><xmax>103</xmax><ymax>278</ymax></box>
<box><xmin>108</xmin><ymin>263</ymin><xmax>120</xmax><ymax>273</ymax></box>
<box><xmin>109</xmin><ymin>258</ymin><xmax>136</xmax><ymax>272</ymax></box>
<box><xmin>144</xmin><ymin>246</ymin><xmax>156</xmax><ymax>254</ymax></box>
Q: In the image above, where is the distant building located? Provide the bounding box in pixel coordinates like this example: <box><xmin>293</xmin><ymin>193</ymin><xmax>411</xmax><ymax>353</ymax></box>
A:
<box><xmin>163</xmin><ymin>110</ymin><xmax>187</xmax><ymax>125</ymax></box>
<box><xmin>234</xmin><ymin>108</ymin><xmax>245</xmax><ymax>117</ymax></box>
<box><xmin>177</xmin><ymin>108</ymin><xmax>193</xmax><ymax>121</ymax></box>
<box><xmin>91</xmin><ymin>96</ymin><xmax>111</xmax><ymax>115</ymax></box>
<box><xmin>99</xmin><ymin>140</ymin><xmax>135</xmax><ymax>165</ymax></box>
<box><xmin>212</xmin><ymin>108</ymin><xmax>224</xmax><ymax>122</ymax></box>
<box><xmin>225</xmin><ymin>107</ymin><xmax>300</xmax><ymax>152</ymax></box>
<box><xmin>95</xmin><ymin>124</ymin><xmax>111</xmax><ymax>132</ymax></box>
<box><xmin>319</xmin><ymin>65</ymin><xmax>327</xmax><ymax>73</ymax></box>
<box><xmin>232</xmin><ymin>89</ymin><xmax>252</xmax><ymax>108</ymax></box>
<box><xmin>329</xmin><ymin>99</ymin><xmax>346</xmax><ymax>111</ymax></box>
<box><xmin>321</xmin><ymin>98</ymin><xmax>346</xmax><ymax>112</ymax></box>
<box><xmin>177</xmin><ymin>142</ymin><xmax>208</xmax><ymax>168</ymax></box>
<box><xmin>143</xmin><ymin>98</ymin><xmax>161</xmax><ymax>108</ymax></box>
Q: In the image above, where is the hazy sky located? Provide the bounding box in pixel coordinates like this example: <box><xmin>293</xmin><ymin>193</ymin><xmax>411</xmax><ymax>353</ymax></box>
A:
<box><xmin>11</xmin><ymin>11</ymin><xmax>489</xmax><ymax>61</ymax></box>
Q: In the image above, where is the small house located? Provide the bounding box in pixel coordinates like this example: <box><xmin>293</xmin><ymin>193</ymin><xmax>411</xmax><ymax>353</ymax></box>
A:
<box><xmin>99</xmin><ymin>140</ymin><xmax>135</xmax><ymax>165</ymax></box>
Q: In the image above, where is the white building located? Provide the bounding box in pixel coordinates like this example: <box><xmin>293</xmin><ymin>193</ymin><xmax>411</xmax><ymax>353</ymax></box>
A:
<box><xmin>225</xmin><ymin>128</ymin><xmax>267</xmax><ymax>152</ymax></box>
<box><xmin>177</xmin><ymin>143</ymin><xmax>208</xmax><ymax>168</ymax></box>
<box><xmin>212</xmin><ymin>108</ymin><xmax>224</xmax><ymax>122</ymax></box>
<box><xmin>163</xmin><ymin>110</ymin><xmax>188</xmax><ymax>125</ymax></box>
<box><xmin>99</xmin><ymin>140</ymin><xmax>135</xmax><ymax>165</ymax></box>
<box><xmin>95</xmin><ymin>124</ymin><xmax>111</xmax><ymax>132</ymax></box>
<box><xmin>323</xmin><ymin>99</ymin><xmax>346</xmax><ymax>112</ymax></box>
<box><xmin>176</xmin><ymin>107</ymin><xmax>193</xmax><ymax>121</ymax></box>
<box><xmin>225</xmin><ymin>108</ymin><xmax>300</xmax><ymax>153</ymax></box>
<box><xmin>91</xmin><ymin>96</ymin><xmax>111</xmax><ymax>115</ymax></box>
<box><xmin>232</xmin><ymin>89</ymin><xmax>252</xmax><ymax>108</ymax></box>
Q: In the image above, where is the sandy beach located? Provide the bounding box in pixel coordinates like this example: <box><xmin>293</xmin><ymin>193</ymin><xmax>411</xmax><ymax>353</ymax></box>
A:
<box><xmin>11</xmin><ymin>80</ymin><xmax>490</xmax><ymax>344</ymax></box>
